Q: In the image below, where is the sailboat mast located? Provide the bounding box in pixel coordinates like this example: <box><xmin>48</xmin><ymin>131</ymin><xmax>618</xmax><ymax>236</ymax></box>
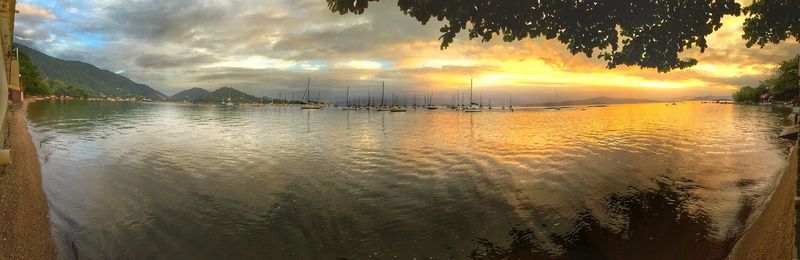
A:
<box><xmin>457</xmin><ymin>88</ymin><xmax>460</xmax><ymax>107</ymax></box>
<box><xmin>304</xmin><ymin>78</ymin><xmax>311</xmax><ymax>103</ymax></box>
<box><xmin>346</xmin><ymin>86</ymin><xmax>350</xmax><ymax>106</ymax></box>
<box><xmin>381</xmin><ymin>81</ymin><xmax>386</xmax><ymax>107</ymax></box>
<box><xmin>470</xmin><ymin>78</ymin><xmax>474</xmax><ymax>104</ymax></box>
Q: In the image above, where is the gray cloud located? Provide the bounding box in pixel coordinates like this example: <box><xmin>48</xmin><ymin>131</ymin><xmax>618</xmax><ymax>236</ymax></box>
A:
<box><xmin>135</xmin><ymin>53</ymin><xmax>220</xmax><ymax>69</ymax></box>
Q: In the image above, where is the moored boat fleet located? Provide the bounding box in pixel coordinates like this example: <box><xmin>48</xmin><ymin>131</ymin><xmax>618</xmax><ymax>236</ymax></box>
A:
<box><xmin>287</xmin><ymin>78</ymin><xmax>510</xmax><ymax>113</ymax></box>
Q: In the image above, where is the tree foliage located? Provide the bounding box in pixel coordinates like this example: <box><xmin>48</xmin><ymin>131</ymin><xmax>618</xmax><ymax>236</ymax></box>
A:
<box><xmin>45</xmin><ymin>79</ymin><xmax>90</xmax><ymax>98</ymax></box>
<box><xmin>766</xmin><ymin>56</ymin><xmax>800</xmax><ymax>100</ymax></box>
<box><xmin>18</xmin><ymin>51</ymin><xmax>49</xmax><ymax>96</ymax></box>
<box><xmin>732</xmin><ymin>56</ymin><xmax>799</xmax><ymax>102</ymax></box>
<box><xmin>743</xmin><ymin>0</ymin><xmax>800</xmax><ymax>48</ymax></box>
<box><xmin>18</xmin><ymin>48</ymin><xmax>92</xmax><ymax>98</ymax></box>
<box><xmin>732</xmin><ymin>85</ymin><xmax>765</xmax><ymax>103</ymax></box>
<box><xmin>326</xmin><ymin>0</ymin><xmax>798</xmax><ymax>72</ymax></box>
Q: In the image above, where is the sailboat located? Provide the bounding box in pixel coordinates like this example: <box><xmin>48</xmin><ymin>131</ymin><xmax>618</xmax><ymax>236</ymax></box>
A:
<box><xmin>224</xmin><ymin>87</ymin><xmax>234</xmax><ymax>106</ymax></box>
<box><xmin>343</xmin><ymin>86</ymin><xmax>357</xmax><ymax>110</ymax></box>
<box><xmin>275</xmin><ymin>91</ymin><xmax>288</xmax><ymax>106</ymax></box>
<box><xmin>376</xmin><ymin>82</ymin><xmax>391</xmax><ymax>111</ymax></box>
<box><xmin>509</xmin><ymin>95</ymin><xmax>514</xmax><ymax>112</ymax></box>
<box><xmin>365</xmin><ymin>89</ymin><xmax>372</xmax><ymax>110</ymax></box>
<box><xmin>389</xmin><ymin>93</ymin><xmax>407</xmax><ymax>112</ymax></box>
<box><xmin>544</xmin><ymin>87</ymin><xmax>562</xmax><ymax>110</ymax></box>
<box><xmin>427</xmin><ymin>92</ymin><xmax>437</xmax><ymax>109</ymax></box>
<box><xmin>463</xmin><ymin>79</ymin><xmax>481</xmax><ymax>112</ymax></box>
<box><xmin>450</xmin><ymin>91</ymin><xmax>458</xmax><ymax>109</ymax></box>
<box><xmin>301</xmin><ymin>78</ymin><xmax>322</xmax><ymax>109</ymax></box>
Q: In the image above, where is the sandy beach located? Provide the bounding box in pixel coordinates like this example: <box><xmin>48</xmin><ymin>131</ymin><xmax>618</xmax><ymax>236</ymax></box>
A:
<box><xmin>0</xmin><ymin>100</ymin><xmax>56</xmax><ymax>259</ymax></box>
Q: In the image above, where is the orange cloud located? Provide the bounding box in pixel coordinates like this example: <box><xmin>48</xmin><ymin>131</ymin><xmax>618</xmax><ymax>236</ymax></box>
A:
<box><xmin>17</xmin><ymin>3</ymin><xmax>56</xmax><ymax>20</ymax></box>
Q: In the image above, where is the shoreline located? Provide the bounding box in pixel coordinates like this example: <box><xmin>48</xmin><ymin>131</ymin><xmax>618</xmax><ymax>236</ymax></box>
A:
<box><xmin>0</xmin><ymin>100</ymin><xmax>56</xmax><ymax>259</ymax></box>
<box><xmin>727</xmin><ymin>141</ymin><xmax>797</xmax><ymax>259</ymax></box>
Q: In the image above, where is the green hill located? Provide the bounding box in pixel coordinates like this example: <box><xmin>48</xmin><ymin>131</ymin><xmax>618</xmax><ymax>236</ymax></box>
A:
<box><xmin>170</xmin><ymin>87</ymin><xmax>210</xmax><ymax>101</ymax></box>
<box><xmin>175</xmin><ymin>87</ymin><xmax>261</xmax><ymax>103</ymax></box>
<box><xmin>17</xmin><ymin>43</ymin><xmax>166</xmax><ymax>98</ymax></box>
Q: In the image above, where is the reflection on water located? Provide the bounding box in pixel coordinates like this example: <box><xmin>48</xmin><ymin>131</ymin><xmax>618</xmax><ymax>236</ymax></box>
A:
<box><xmin>472</xmin><ymin>178</ymin><xmax>735</xmax><ymax>259</ymax></box>
<box><xmin>27</xmin><ymin>101</ymin><xmax>790</xmax><ymax>259</ymax></box>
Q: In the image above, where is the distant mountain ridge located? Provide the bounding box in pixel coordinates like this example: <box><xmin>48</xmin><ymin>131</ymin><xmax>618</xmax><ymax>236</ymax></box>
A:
<box><xmin>534</xmin><ymin>96</ymin><xmax>660</xmax><ymax>106</ymax></box>
<box><xmin>171</xmin><ymin>87</ymin><xmax>261</xmax><ymax>103</ymax></box>
<box><xmin>171</xmin><ymin>87</ymin><xmax>210</xmax><ymax>100</ymax></box>
<box><xmin>685</xmin><ymin>95</ymin><xmax>732</xmax><ymax>101</ymax></box>
<box><xmin>17</xmin><ymin>43</ymin><xmax>166</xmax><ymax>98</ymax></box>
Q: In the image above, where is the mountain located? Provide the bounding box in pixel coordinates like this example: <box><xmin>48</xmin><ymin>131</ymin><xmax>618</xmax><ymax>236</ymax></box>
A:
<box><xmin>16</xmin><ymin>43</ymin><xmax>166</xmax><ymax>99</ymax></box>
<box><xmin>174</xmin><ymin>87</ymin><xmax>261</xmax><ymax>103</ymax></box>
<box><xmin>539</xmin><ymin>96</ymin><xmax>660</xmax><ymax>106</ymax></box>
<box><xmin>170</xmin><ymin>87</ymin><xmax>210</xmax><ymax>101</ymax></box>
<box><xmin>686</xmin><ymin>95</ymin><xmax>732</xmax><ymax>101</ymax></box>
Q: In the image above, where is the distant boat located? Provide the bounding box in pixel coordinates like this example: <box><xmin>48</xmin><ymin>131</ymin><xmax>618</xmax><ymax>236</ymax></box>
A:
<box><xmin>390</xmin><ymin>106</ymin><xmax>407</xmax><ymax>112</ymax></box>
<box><xmin>224</xmin><ymin>87</ymin><xmax>234</xmax><ymax>106</ymax></box>
<box><xmin>588</xmin><ymin>104</ymin><xmax>607</xmax><ymax>107</ymax></box>
<box><xmin>300</xmin><ymin>78</ymin><xmax>321</xmax><ymax>109</ymax></box>
<box><xmin>274</xmin><ymin>91</ymin><xmax>288</xmax><ymax>106</ymax></box>
<box><xmin>464</xmin><ymin>78</ymin><xmax>481</xmax><ymax>112</ymax></box>
<box><xmin>376</xmin><ymin>82</ymin><xmax>391</xmax><ymax>111</ymax></box>
<box><xmin>427</xmin><ymin>92</ymin><xmax>437</xmax><ymax>109</ymax></box>
<box><xmin>543</xmin><ymin>88</ymin><xmax>561</xmax><ymax>110</ymax></box>
<box><xmin>342</xmin><ymin>86</ymin><xmax>357</xmax><ymax>110</ymax></box>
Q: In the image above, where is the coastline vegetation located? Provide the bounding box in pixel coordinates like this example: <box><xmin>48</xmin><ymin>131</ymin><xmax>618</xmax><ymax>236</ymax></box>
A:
<box><xmin>732</xmin><ymin>56</ymin><xmax>799</xmax><ymax>103</ymax></box>
<box><xmin>20</xmin><ymin>50</ymin><xmax>93</xmax><ymax>98</ymax></box>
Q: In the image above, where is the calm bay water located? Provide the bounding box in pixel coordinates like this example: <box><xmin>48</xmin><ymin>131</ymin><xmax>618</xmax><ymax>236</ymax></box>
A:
<box><xmin>27</xmin><ymin>101</ymin><xmax>790</xmax><ymax>259</ymax></box>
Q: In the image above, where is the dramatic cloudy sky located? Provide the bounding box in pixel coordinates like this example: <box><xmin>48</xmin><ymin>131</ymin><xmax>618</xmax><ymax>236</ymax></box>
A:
<box><xmin>13</xmin><ymin>0</ymin><xmax>800</xmax><ymax>103</ymax></box>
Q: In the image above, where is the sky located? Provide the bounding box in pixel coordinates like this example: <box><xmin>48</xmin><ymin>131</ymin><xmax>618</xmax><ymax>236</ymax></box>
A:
<box><xmin>12</xmin><ymin>0</ymin><xmax>800</xmax><ymax>103</ymax></box>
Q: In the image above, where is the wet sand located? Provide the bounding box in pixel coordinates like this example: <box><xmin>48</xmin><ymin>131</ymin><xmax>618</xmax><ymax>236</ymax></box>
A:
<box><xmin>727</xmin><ymin>143</ymin><xmax>797</xmax><ymax>259</ymax></box>
<box><xmin>0</xmin><ymin>100</ymin><xmax>56</xmax><ymax>259</ymax></box>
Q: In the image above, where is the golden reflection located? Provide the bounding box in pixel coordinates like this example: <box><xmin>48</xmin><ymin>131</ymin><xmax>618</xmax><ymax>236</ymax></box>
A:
<box><xmin>388</xmin><ymin>103</ymin><xmax>785</xmax><ymax>247</ymax></box>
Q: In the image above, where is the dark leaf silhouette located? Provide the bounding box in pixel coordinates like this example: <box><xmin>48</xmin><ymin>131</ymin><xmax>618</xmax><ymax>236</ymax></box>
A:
<box><xmin>327</xmin><ymin>0</ymin><xmax>799</xmax><ymax>72</ymax></box>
